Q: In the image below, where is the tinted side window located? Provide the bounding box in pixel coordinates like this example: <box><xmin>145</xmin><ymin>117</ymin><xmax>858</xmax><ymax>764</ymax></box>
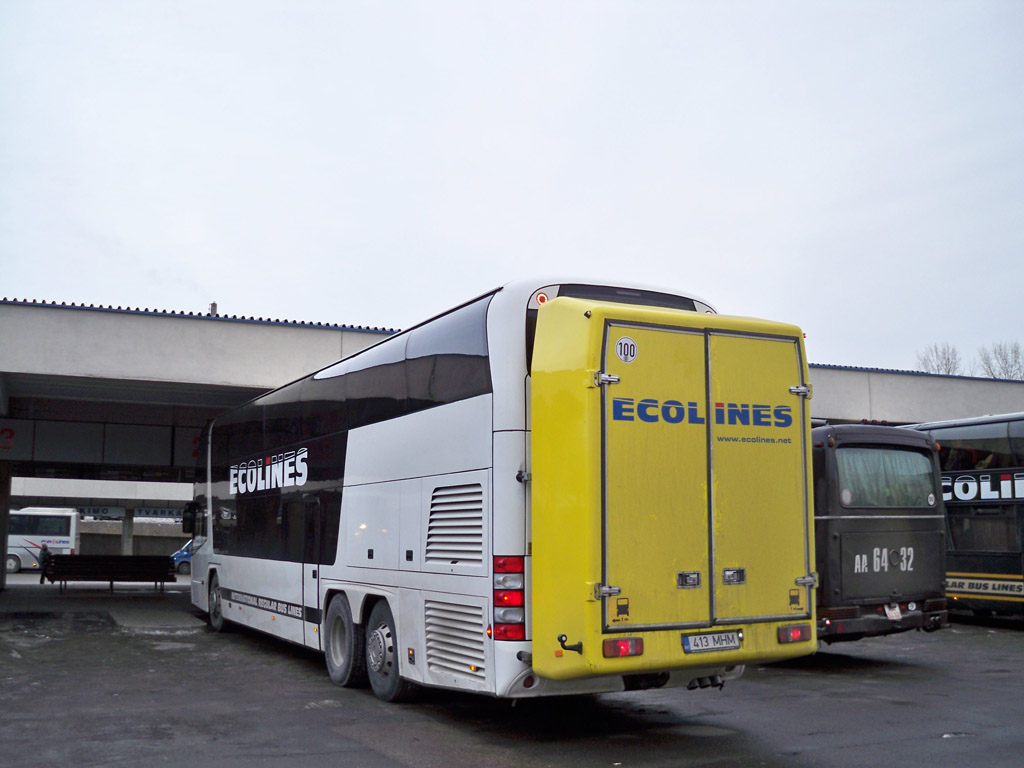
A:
<box><xmin>947</xmin><ymin>505</ymin><xmax>1021</xmax><ymax>553</ymax></box>
<box><xmin>301</xmin><ymin>374</ymin><xmax>347</xmax><ymax>439</ymax></box>
<box><xmin>933</xmin><ymin>423</ymin><xmax>1014</xmax><ymax>471</ymax></box>
<box><xmin>305</xmin><ymin>336</ymin><xmax>409</xmax><ymax>436</ymax></box>
<box><xmin>319</xmin><ymin>492</ymin><xmax>341</xmax><ymax>566</ymax></box>
<box><xmin>217</xmin><ymin>406</ymin><xmax>264</xmax><ymax>459</ymax></box>
<box><xmin>812</xmin><ymin>446</ymin><xmax>827</xmax><ymax>516</ymax></box>
<box><xmin>406</xmin><ymin>295</ymin><xmax>491</xmax><ymax>409</ymax></box>
<box><xmin>259</xmin><ymin>385</ymin><xmax>303</xmax><ymax>449</ymax></box>
<box><xmin>10</xmin><ymin>515</ymin><xmax>70</xmax><ymax>536</ymax></box>
<box><xmin>346</xmin><ymin>337</ymin><xmax>409</xmax><ymax>430</ymax></box>
<box><xmin>1009</xmin><ymin>419</ymin><xmax>1024</xmax><ymax>465</ymax></box>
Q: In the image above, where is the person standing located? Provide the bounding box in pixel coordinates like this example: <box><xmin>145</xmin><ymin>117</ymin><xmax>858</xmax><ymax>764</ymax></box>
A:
<box><xmin>38</xmin><ymin>543</ymin><xmax>51</xmax><ymax>585</ymax></box>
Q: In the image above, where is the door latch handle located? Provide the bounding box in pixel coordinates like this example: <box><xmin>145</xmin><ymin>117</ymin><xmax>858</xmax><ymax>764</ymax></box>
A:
<box><xmin>594</xmin><ymin>583</ymin><xmax>622</xmax><ymax>599</ymax></box>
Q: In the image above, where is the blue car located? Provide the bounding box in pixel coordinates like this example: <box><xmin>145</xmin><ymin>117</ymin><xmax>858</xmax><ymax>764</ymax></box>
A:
<box><xmin>171</xmin><ymin>541</ymin><xmax>192</xmax><ymax>575</ymax></box>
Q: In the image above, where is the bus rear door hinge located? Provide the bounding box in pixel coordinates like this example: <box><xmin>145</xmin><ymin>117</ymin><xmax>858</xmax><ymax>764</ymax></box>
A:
<box><xmin>795</xmin><ymin>573</ymin><xmax>819</xmax><ymax>588</ymax></box>
<box><xmin>595</xmin><ymin>371</ymin><xmax>620</xmax><ymax>387</ymax></box>
<box><xmin>789</xmin><ymin>384</ymin><xmax>812</xmax><ymax>398</ymax></box>
<box><xmin>594</xmin><ymin>583</ymin><xmax>622</xmax><ymax>599</ymax></box>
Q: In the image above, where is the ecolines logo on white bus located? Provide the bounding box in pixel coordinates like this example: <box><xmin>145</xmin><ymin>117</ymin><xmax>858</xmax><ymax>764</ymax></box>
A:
<box><xmin>230</xmin><ymin>448</ymin><xmax>308</xmax><ymax>496</ymax></box>
<box><xmin>942</xmin><ymin>472</ymin><xmax>1024</xmax><ymax>503</ymax></box>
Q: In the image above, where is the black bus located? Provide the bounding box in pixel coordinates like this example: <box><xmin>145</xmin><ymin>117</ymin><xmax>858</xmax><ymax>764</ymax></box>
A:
<box><xmin>812</xmin><ymin>424</ymin><xmax>947</xmax><ymax>642</ymax></box>
<box><xmin>910</xmin><ymin>412</ymin><xmax>1024</xmax><ymax>615</ymax></box>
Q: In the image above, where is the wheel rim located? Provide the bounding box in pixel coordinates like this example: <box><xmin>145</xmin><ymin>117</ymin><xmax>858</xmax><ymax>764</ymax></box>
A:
<box><xmin>6</xmin><ymin>556</ymin><xmax>17</xmax><ymax>572</ymax></box>
<box><xmin>367</xmin><ymin>622</ymin><xmax>393</xmax><ymax>676</ymax></box>
<box><xmin>211</xmin><ymin>582</ymin><xmax>221</xmax><ymax>621</ymax></box>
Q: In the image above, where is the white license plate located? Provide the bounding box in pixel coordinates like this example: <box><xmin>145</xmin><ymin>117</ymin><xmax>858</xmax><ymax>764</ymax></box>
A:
<box><xmin>885</xmin><ymin>604</ymin><xmax>902</xmax><ymax>621</ymax></box>
<box><xmin>682</xmin><ymin>631</ymin><xmax>741</xmax><ymax>654</ymax></box>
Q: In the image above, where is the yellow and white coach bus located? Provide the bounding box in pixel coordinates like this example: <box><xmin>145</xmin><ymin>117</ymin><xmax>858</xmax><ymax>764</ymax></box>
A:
<box><xmin>183</xmin><ymin>280</ymin><xmax>817</xmax><ymax>702</ymax></box>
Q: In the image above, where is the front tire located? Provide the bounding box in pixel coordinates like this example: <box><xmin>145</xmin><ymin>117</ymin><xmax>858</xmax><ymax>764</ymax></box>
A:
<box><xmin>6</xmin><ymin>554</ymin><xmax>21</xmax><ymax>573</ymax></box>
<box><xmin>177</xmin><ymin>561</ymin><xmax>191</xmax><ymax>575</ymax></box>
<box><xmin>208</xmin><ymin>572</ymin><xmax>227</xmax><ymax>632</ymax></box>
<box><xmin>324</xmin><ymin>595</ymin><xmax>368</xmax><ymax>687</ymax></box>
<box><xmin>366</xmin><ymin>600</ymin><xmax>415</xmax><ymax>702</ymax></box>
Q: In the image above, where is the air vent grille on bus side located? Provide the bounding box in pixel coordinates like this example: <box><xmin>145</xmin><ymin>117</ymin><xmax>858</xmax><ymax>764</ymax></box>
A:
<box><xmin>425</xmin><ymin>483</ymin><xmax>484</xmax><ymax>565</ymax></box>
<box><xmin>424</xmin><ymin>600</ymin><xmax>486</xmax><ymax>681</ymax></box>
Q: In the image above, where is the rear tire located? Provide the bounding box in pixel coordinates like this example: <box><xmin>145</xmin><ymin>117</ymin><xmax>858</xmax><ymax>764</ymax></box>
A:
<box><xmin>209</xmin><ymin>572</ymin><xmax>227</xmax><ymax>632</ymax></box>
<box><xmin>324</xmin><ymin>595</ymin><xmax>368</xmax><ymax>687</ymax></box>
<box><xmin>366</xmin><ymin>600</ymin><xmax>415</xmax><ymax>702</ymax></box>
<box><xmin>6</xmin><ymin>554</ymin><xmax>21</xmax><ymax>574</ymax></box>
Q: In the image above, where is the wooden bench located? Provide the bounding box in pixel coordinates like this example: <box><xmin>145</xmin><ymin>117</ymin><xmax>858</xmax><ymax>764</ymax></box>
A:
<box><xmin>44</xmin><ymin>555</ymin><xmax>177</xmax><ymax>593</ymax></box>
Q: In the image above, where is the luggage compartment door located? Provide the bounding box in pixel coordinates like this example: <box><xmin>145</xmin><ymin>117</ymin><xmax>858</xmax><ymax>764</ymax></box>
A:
<box><xmin>602</xmin><ymin>324</ymin><xmax>713</xmax><ymax>630</ymax></box>
<box><xmin>707</xmin><ymin>332</ymin><xmax>812</xmax><ymax>623</ymax></box>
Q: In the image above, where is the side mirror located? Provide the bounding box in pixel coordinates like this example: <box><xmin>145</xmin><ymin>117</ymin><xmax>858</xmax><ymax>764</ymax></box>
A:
<box><xmin>182</xmin><ymin>501</ymin><xmax>200</xmax><ymax>535</ymax></box>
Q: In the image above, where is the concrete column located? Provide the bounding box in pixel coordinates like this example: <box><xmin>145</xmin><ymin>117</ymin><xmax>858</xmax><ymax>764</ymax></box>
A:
<box><xmin>121</xmin><ymin>508</ymin><xmax>135</xmax><ymax>555</ymax></box>
<box><xmin>0</xmin><ymin>462</ymin><xmax>11</xmax><ymax>592</ymax></box>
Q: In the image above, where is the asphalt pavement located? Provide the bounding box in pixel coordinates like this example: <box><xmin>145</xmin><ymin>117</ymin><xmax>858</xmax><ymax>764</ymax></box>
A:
<box><xmin>3</xmin><ymin>573</ymin><xmax>1024</xmax><ymax>768</ymax></box>
<box><xmin>0</xmin><ymin>571</ymin><xmax>202</xmax><ymax>630</ymax></box>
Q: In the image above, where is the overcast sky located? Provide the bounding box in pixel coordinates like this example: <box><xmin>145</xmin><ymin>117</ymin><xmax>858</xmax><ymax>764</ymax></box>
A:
<box><xmin>2</xmin><ymin>1</ymin><xmax>1021</xmax><ymax>372</ymax></box>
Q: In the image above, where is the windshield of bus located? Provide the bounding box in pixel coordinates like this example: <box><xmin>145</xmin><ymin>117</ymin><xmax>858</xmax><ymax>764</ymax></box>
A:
<box><xmin>836</xmin><ymin>447</ymin><xmax>936</xmax><ymax>509</ymax></box>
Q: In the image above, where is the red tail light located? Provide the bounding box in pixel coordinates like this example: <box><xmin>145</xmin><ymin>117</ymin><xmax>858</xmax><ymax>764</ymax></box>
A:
<box><xmin>494</xmin><ymin>590</ymin><xmax>524</xmax><ymax>607</ymax></box>
<box><xmin>494</xmin><ymin>556</ymin><xmax>524</xmax><ymax>573</ymax></box>
<box><xmin>602</xmin><ymin>637</ymin><xmax>644</xmax><ymax>658</ymax></box>
<box><xmin>493</xmin><ymin>624</ymin><xmax>526</xmax><ymax>641</ymax></box>
<box><xmin>777</xmin><ymin>624</ymin><xmax>811</xmax><ymax>644</ymax></box>
<box><xmin>493</xmin><ymin>556</ymin><xmax>526</xmax><ymax>641</ymax></box>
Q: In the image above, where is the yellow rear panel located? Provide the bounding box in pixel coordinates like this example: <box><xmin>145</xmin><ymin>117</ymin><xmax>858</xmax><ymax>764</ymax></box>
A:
<box><xmin>530</xmin><ymin>297</ymin><xmax>815</xmax><ymax>681</ymax></box>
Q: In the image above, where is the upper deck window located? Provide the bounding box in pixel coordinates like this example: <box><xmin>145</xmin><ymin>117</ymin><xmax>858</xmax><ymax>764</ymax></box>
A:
<box><xmin>406</xmin><ymin>295</ymin><xmax>492</xmax><ymax>408</ymax></box>
<box><xmin>931</xmin><ymin>422</ymin><xmax>1016</xmax><ymax>471</ymax></box>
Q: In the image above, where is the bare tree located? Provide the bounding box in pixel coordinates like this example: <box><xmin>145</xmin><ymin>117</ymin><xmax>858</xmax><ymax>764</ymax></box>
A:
<box><xmin>916</xmin><ymin>343</ymin><xmax>965</xmax><ymax>375</ymax></box>
<box><xmin>977</xmin><ymin>341</ymin><xmax>1024</xmax><ymax>380</ymax></box>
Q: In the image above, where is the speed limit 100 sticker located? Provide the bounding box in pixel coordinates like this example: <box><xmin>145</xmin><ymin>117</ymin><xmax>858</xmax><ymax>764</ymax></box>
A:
<box><xmin>616</xmin><ymin>336</ymin><xmax>638</xmax><ymax>363</ymax></box>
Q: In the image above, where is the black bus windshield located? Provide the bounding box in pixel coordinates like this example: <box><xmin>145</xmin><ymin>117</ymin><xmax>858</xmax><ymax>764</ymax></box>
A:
<box><xmin>836</xmin><ymin>447</ymin><xmax>936</xmax><ymax>508</ymax></box>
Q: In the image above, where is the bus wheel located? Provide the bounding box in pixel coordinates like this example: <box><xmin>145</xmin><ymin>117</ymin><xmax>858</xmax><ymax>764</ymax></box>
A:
<box><xmin>325</xmin><ymin>595</ymin><xmax>368</xmax><ymax>687</ymax></box>
<box><xmin>5</xmin><ymin>554</ymin><xmax>21</xmax><ymax>574</ymax></box>
<box><xmin>366</xmin><ymin>600</ymin><xmax>415</xmax><ymax>702</ymax></box>
<box><xmin>209</xmin><ymin>573</ymin><xmax>227</xmax><ymax>632</ymax></box>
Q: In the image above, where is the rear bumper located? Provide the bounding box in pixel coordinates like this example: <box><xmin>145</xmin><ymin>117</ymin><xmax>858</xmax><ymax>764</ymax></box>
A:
<box><xmin>818</xmin><ymin>607</ymin><xmax>948</xmax><ymax>642</ymax></box>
